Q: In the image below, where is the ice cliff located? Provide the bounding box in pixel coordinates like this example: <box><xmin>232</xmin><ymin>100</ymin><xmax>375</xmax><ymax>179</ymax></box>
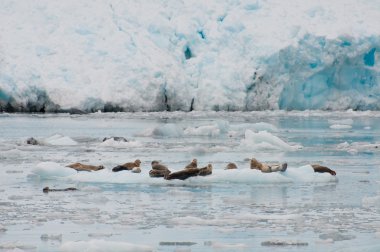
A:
<box><xmin>0</xmin><ymin>0</ymin><xmax>379</xmax><ymax>112</ymax></box>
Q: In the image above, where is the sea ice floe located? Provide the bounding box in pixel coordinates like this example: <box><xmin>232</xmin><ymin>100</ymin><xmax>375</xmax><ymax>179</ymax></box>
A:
<box><xmin>43</xmin><ymin>134</ymin><xmax>78</xmax><ymax>146</ymax></box>
<box><xmin>240</xmin><ymin>130</ymin><xmax>302</xmax><ymax>151</ymax></box>
<box><xmin>60</xmin><ymin>239</ymin><xmax>153</xmax><ymax>252</ymax></box>
<box><xmin>98</xmin><ymin>138</ymin><xmax>142</xmax><ymax>148</ymax></box>
<box><xmin>329</xmin><ymin>124</ymin><xmax>352</xmax><ymax>129</ymax></box>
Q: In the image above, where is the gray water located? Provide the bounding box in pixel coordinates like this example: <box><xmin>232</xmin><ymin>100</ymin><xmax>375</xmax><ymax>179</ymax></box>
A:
<box><xmin>0</xmin><ymin>111</ymin><xmax>379</xmax><ymax>251</ymax></box>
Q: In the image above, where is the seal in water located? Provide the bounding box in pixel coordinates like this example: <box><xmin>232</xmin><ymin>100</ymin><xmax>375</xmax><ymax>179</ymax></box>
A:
<box><xmin>66</xmin><ymin>163</ymin><xmax>104</xmax><ymax>172</ymax></box>
<box><xmin>250</xmin><ymin>158</ymin><xmax>287</xmax><ymax>173</ymax></box>
<box><xmin>112</xmin><ymin>159</ymin><xmax>141</xmax><ymax>172</ymax></box>
<box><xmin>311</xmin><ymin>164</ymin><xmax>336</xmax><ymax>176</ymax></box>
<box><xmin>102</xmin><ymin>137</ymin><xmax>128</xmax><ymax>142</ymax></box>
<box><xmin>26</xmin><ymin>137</ymin><xmax>39</xmax><ymax>145</ymax></box>
<box><xmin>185</xmin><ymin>159</ymin><xmax>197</xmax><ymax>169</ymax></box>
<box><xmin>149</xmin><ymin>161</ymin><xmax>171</xmax><ymax>178</ymax></box>
<box><xmin>225</xmin><ymin>162</ymin><xmax>238</xmax><ymax>169</ymax></box>
<box><xmin>43</xmin><ymin>187</ymin><xmax>77</xmax><ymax>193</ymax></box>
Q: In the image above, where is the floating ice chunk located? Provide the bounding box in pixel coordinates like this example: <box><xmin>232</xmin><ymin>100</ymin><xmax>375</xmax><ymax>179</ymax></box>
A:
<box><xmin>362</xmin><ymin>195</ymin><xmax>380</xmax><ymax>208</ymax></box>
<box><xmin>43</xmin><ymin>164</ymin><xmax>338</xmax><ymax>185</ymax></box>
<box><xmin>328</xmin><ymin>119</ymin><xmax>354</xmax><ymax>125</ymax></box>
<box><xmin>99</xmin><ymin>138</ymin><xmax>142</xmax><ymax>148</ymax></box>
<box><xmin>261</xmin><ymin>240</ymin><xmax>308</xmax><ymax>246</ymax></box>
<box><xmin>31</xmin><ymin>162</ymin><xmax>77</xmax><ymax>178</ymax></box>
<box><xmin>330</xmin><ymin>124</ymin><xmax>352</xmax><ymax>129</ymax></box>
<box><xmin>172</xmin><ymin>213</ymin><xmax>302</xmax><ymax>226</ymax></box>
<box><xmin>88</xmin><ymin>233</ymin><xmax>114</xmax><ymax>238</ymax></box>
<box><xmin>207</xmin><ymin>241</ymin><xmax>248</xmax><ymax>249</ymax></box>
<box><xmin>43</xmin><ymin>134</ymin><xmax>78</xmax><ymax>146</ymax></box>
<box><xmin>337</xmin><ymin>141</ymin><xmax>379</xmax><ymax>153</ymax></box>
<box><xmin>60</xmin><ymin>240</ymin><xmax>153</xmax><ymax>252</ymax></box>
<box><xmin>137</xmin><ymin>124</ymin><xmax>183</xmax><ymax>137</ymax></box>
<box><xmin>240</xmin><ymin>130</ymin><xmax>302</xmax><ymax>151</ymax></box>
<box><xmin>0</xmin><ymin>242</ymin><xmax>36</xmax><ymax>250</ymax></box>
<box><xmin>319</xmin><ymin>232</ymin><xmax>356</xmax><ymax>241</ymax></box>
<box><xmin>184</xmin><ymin>124</ymin><xmax>221</xmax><ymax>136</ymax></box>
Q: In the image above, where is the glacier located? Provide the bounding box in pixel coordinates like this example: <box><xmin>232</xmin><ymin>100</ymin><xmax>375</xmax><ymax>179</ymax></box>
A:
<box><xmin>0</xmin><ymin>0</ymin><xmax>379</xmax><ymax>112</ymax></box>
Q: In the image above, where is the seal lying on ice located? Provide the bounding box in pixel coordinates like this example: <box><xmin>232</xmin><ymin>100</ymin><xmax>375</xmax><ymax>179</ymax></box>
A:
<box><xmin>149</xmin><ymin>161</ymin><xmax>171</xmax><ymax>178</ymax></box>
<box><xmin>225</xmin><ymin>162</ymin><xmax>238</xmax><ymax>169</ymax></box>
<box><xmin>66</xmin><ymin>163</ymin><xmax>104</xmax><ymax>172</ymax></box>
<box><xmin>185</xmin><ymin>159</ymin><xmax>197</xmax><ymax>169</ymax></box>
<box><xmin>112</xmin><ymin>159</ymin><xmax>141</xmax><ymax>172</ymax></box>
<box><xmin>250</xmin><ymin>158</ymin><xmax>287</xmax><ymax>173</ymax></box>
<box><xmin>165</xmin><ymin>164</ymin><xmax>212</xmax><ymax>180</ymax></box>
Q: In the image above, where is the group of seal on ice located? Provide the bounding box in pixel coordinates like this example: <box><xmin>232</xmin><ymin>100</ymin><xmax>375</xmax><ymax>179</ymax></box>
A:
<box><xmin>64</xmin><ymin>158</ymin><xmax>336</xmax><ymax>178</ymax></box>
<box><xmin>45</xmin><ymin>158</ymin><xmax>336</xmax><ymax>192</ymax></box>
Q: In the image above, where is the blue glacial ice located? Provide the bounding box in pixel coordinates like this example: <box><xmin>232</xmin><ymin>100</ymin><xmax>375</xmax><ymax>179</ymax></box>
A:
<box><xmin>0</xmin><ymin>0</ymin><xmax>379</xmax><ymax>112</ymax></box>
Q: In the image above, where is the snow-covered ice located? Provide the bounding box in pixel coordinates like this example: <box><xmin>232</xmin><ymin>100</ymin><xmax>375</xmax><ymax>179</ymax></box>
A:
<box><xmin>1</xmin><ymin>0</ymin><xmax>380</xmax><ymax>112</ymax></box>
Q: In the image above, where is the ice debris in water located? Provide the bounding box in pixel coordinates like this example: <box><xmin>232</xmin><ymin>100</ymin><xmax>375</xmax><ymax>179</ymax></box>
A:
<box><xmin>261</xmin><ymin>240</ymin><xmax>308</xmax><ymax>246</ymax></box>
<box><xmin>43</xmin><ymin>134</ymin><xmax>78</xmax><ymax>146</ymax></box>
<box><xmin>240</xmin><ymin>130</ymin><xmax>302</xmax><ymax>151</ymax></box>
<box><xmin>136</xmin><ymin>124</ymin><xmax>183</xmax><ymax>138</ymax></box>
<box><xmin>60</xmin><ymin>240</ymin><xmax>153</xmax><ymax>252</ymax></box>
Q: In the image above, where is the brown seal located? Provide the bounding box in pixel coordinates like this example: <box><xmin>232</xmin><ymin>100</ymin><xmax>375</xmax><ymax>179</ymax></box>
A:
<box><xmin>112</xmin><ymin>159</ymin><xmax>141</xmax><ymax>172</ymax></box>
<box><xmin>66</xmin><ymin>163</ymin><xmax>104</xmax><ymax>172</ymax></box>
<box><xmin>165</xmin><ymin>168</ymin><xmax>200</xmax><ymax>180</ymax></box>
<box><xmin>43</xmin><ymin>187</ymin><xmax>77</xmax><ymax>193</ymax></box>
<box><xmin>311</xmin><ymin>164</ymin><xmax>336</xmax><ymax>176</ymax></box>
<box><xmin>185</xmin><ymin>159</ymin><xmax>198</xmax><ymax>169</ymax></box>
<box><xmin>198</xmin><ymin>164</ymin><xmax>212</xmax><ymax>176</ymax></box>
<box><xmin>250</xmin><ymin>158</ymin><xmax>287</xmax><ymax>173</ymax></box>
<box><xmin>225</xmin><ymin>163</ymin><xmax>237</xmax><ymax>169</ymax></box>
<box><xmin>165</xmin><ymin>164</ymin><xmax>213</xmax><ymax>180</ymax></box>
<box><xmin>149</xmin><ymin>161</ymin><xmax>171</xmax><ymax>178</ymax></box>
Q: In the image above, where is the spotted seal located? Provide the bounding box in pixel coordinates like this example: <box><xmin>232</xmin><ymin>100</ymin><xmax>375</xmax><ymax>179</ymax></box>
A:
<box><xmin>112</xmin><ymin>159</ymin><xmax>141</xmax><ymax>172</ymax></box>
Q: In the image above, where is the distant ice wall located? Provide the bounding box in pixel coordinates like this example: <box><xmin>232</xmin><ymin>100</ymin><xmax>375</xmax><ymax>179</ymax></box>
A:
<box><xmin>0</xmin><ymin>0</ymin><xmax>379</xmax><ymax>112</ymax></box>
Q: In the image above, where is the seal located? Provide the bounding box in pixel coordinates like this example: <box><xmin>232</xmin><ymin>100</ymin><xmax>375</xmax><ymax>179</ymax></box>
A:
<box><xmin>43</xmin><ymin>187</ymin><xmax>77</xmax><ymax>193</ymax></box>
<box><xmin>311</xmin><ymin>164</ymin><xmax>336</xmax><ymax>176</ymax></box>
<box><xmin>185</xmin><ymin>159</ymin><xmax>197</xmax><ymax>169</ymax></box>
<box><xmin>198</xmin><ymin>164</ymin><xmax>212</xmax><ymax>176</ymax></box>
<box><xmin>250</xmin><ymin>158</ymin><xmax>287</xmax><ymax>173</ymax></box>
<box><xmin>66</xmin><ymin>163</ymin><xmax>104</xmax><ymax>172</ymax></box>
<box><xmin>225</xmin><ymin>163</ymin><xmax>237</xmax><ymax>169</ymax></box>
<box><xmin>165</xmin><ymin>164</ymin><xmax>213</xmax><ymax>180</ymax></box>
<box><xmin>149</xmin><ymin>161</ymin><xmax>171</xmax><ymax>178</ymax></box>
<box><xmin>165</xmin><ymin>168</ymin><xmax>200</xmax><ymax>180</ymax></box>
<box><xmin>102</xmin><ymin>137</ymin><xmax>128</xmax><ymax>142</ymax></box>
<box><xmin>26</xmin><ymin>137</ymin><xmax>39</xmax><ymax>145</ymax></box>
<box><xmin>112</xmin><ymin>159</ymin><xmax>141</xmax><ymax>172</ymax></box>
